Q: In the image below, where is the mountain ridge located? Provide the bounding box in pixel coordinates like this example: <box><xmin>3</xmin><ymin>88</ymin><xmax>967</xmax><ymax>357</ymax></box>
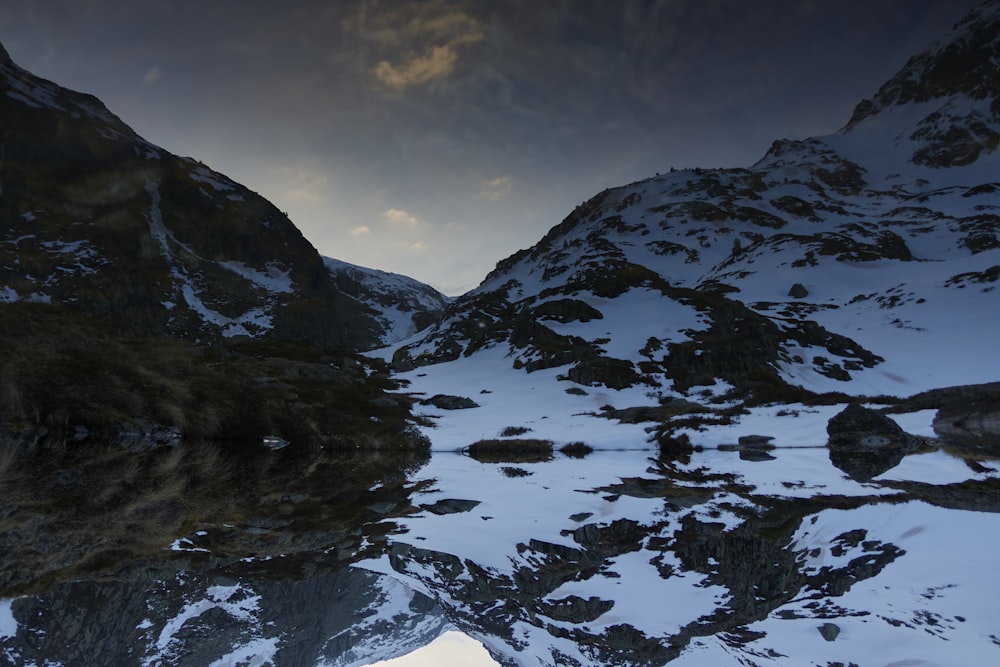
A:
<box><xmin>388</xmin><ymin>0</ymin><xmax>1000</xmax><ymax>423</ymax></box>
<box><xmin>0</xmin><ymin>41</ymin><xmax>443</xmax><ymax>445</ymax></box>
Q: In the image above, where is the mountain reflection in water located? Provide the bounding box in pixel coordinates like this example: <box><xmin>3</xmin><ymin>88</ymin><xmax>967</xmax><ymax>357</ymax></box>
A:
<box><xmin>1</xmin><ymin>439</ymin><xmax>999</xmax><ymax>666</ymax></box>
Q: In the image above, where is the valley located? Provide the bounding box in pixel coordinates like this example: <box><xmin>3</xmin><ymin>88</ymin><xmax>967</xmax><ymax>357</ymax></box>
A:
<box><xmin>1</xmin><ymin>2</ymin><xmax>1000</xmax><ymax>665</ymax></box>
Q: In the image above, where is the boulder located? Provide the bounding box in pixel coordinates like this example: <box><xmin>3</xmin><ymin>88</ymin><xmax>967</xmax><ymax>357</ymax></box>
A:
<box><xmin>788</xmin><ymin>283</ymin><xmax>809</xmax><ymax>298</ymax></box>
<box><xmin>818</xmin><ymin>622</ymin><xmax>841</xmax><ymax>642</ymax></box>
<box><xmin>718</xmin><ymin>435</ymin><xmax>777</xmax><ymax>461</ymax></box>
<box><xmin>421</xmin><ymin>394</ymin><xmax>479</xmax><ymax>410</ymax></box>
<box><xmin>531</xmin><ymin>298</ymin><xmax>604</xmax><ymax>323</ymax></box>
<box><xmin>465</xmin><ymin>438</ymin><xmax>554</xmax><ymax>463</ymax></box>
<box><xmin>566</xmin><ymin>356</ymin><xmax>643</xmax><ymax>389</ymax></box>
<box><xmin>826</xmin><ymin>403</ymin><xmax>918</xmax><ymax>481</ymax></box>
<box><xmin>738</xmin><ymin>434</ymin><xmax>775</xmax><ymax>447</ymax></box>
<box><xmin>933</xmin><ymin>398</ymin><xmax>1000</xmax><ymax>458</ymax></box>
<box><xmin>421</xmin><ymin>499</ymin><xmax>481</xmax><ymax>515</ymax></box>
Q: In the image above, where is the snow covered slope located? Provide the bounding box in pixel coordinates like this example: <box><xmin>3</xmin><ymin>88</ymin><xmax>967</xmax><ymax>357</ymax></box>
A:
<box><xmin>359</xmin><ymin>7</ymin><xmax>1000</xmax><ymax>662</ymax></box>
<box><xmin>389</xmin><ymin>2</ymin><xmax>999</xmax><ymax>408</ymax></box>
<box><xmin>325</xmin><ymin>257</ymin><xmax>451</xmax><ymax>346</ymax></box>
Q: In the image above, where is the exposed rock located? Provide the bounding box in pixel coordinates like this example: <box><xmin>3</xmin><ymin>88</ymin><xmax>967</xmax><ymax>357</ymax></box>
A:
<box><xmin>0</xmin><ymin>566</ymin><xmax>448</xmax><ymax>667</ymax></box>
<box><xmin>530</xmin><ymin>298</ymin><xmax>604</xmax><ymax>323</ymax></box>
<box><xmin>718</xmin><ymin>436</ymin><xmax>777</xmax><ymax>462</ymax></box>
<box><xmin>597</xmin><ymin>399</ymin><xmax>705</xmax><ymax>424</ymax></box>
<box><xmin>826</xmin><ymin>404</ymin><xmax>918</xmax><ymax>481</ymax></box>
<box><xmin>656</xmin><ymin>432</ymin><xmax>695</xmax><ymax>463</ymax></box>
<box><xmin>466</xmin><ymin>438</ymin><xmax>554</xmax><ymax>463</ymax></box>
<box><xmin>818</xmin><ymin>622</ymin><xmax>841</xmax><ymax>642</ymax></box>
<box><xmin>566</xmin><ymin>356</ymin><xmax>644</xmax><ymax>390</ymax></box>
<box><xmin>882</xmin><ymin>477</ymin><xmax>1000</xmax><ymax>513</ymax></box>
<box><xmin>888</xmin><ymin>382</ymin><xmax>1000</xmax><ymax>413</ymax></box>
<box><xmin>788</xmin><ymin>283</ymin><xmax>809</xmax><ymax>298</ymax></box>
<box><xmin>421</xmin><ymin>499</ymin><xmax>481</xmax><ymax>515</ymax></box>
<box><xmin>536</xmin><ymin>595</ymin><xmax>614</xmax><ymax>623</ymax></box>
<box><xmin>738</xmin><ymin>434</ymin><xmax>775</xmax><ymax>447</ymax></box>
<box><xmin>739</xmin><ymin>449</ymin><xmax>776</xmax><ymax>462</ymax></box>
<box><xmin>933</xmin><ymin>398</ymin><xmax>1000</xmax><ymax>458</ymax></box>
<box><xmin>421</xmin><ymin>394</ymin><xmax>479</xmax><ymax>410</ymax></box>
<box><xmin>559</xmin><ymin>442</ymin><xmax>594</xmax><ymax>458</ymax></box>
<box><xmin>390</xmin><ymin>347</ymin><xmax>416</xmax><ymax>372</ymax></box>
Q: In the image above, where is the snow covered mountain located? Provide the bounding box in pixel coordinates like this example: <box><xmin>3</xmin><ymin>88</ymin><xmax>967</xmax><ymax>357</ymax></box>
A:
<box><xmin>348</xmin><ymin>8</ymin><xmax>1000</xmax><ymax>664</ymax></box>
<box><xmin>325</xmin><ymin>257</ymin><xmax>451</xmax><ymax>346</ymax></box>
<box><xmin>390</xmin><ymin>1</ymin><xmax>1000</xmax><ymax>411</ymax></box>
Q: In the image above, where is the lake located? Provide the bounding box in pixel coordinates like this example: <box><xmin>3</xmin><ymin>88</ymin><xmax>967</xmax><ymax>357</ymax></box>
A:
<box><xmin>1</xmin><ymin>438</ymin><xmax>999</xmax><ymax>666</ymax></box>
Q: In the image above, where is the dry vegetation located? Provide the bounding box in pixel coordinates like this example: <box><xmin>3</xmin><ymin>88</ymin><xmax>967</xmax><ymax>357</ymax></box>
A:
<box><xmin>0</xmin><ymin>301</ymin><xmax>436</xmax><ymax>597</ymax></box>
<box><xmin>0</xmin><ymin>302</ymin><xmax>427</xmax><ymax>448</ymax></box>
<box><xmin>0</xmin><ymin>437</ymin><xmax>430</xmax><ymax>596</ymax></box>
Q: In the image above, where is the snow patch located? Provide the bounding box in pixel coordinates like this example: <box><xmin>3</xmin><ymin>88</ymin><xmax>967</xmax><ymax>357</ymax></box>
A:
<box><xmin>189</xmin><ymin>165</ymin><xmax>237</xmax><ymax>193</ymax></box>
<box><xmin>144</xmin><ymin>583</ymin><xmax>269</xmax><ymax>667</ymax></box>
<box><xmin>0</xmin><ymin>599</ymin><xmax>17</xmax><ymax>640</ymax></box>
<box><xmin>145</xmin><ymin>181</ymin><xmax>276</xmax><ymax>338</ymax></box>
<box><xmin>219</xmin><ymin>261</ymin><xmax>293</xmax><ymax>294</ymax></box>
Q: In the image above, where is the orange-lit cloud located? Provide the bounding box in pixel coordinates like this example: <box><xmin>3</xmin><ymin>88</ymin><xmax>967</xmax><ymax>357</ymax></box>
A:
<box><xmin>373</xmin><ymin>45</ymin><xmax>459</xmax><ymax>88</ymax></box>
<box><xmin>369</xmin><ymin>5</ymin><xmax>485</xmax><ymax>89</ymax></box>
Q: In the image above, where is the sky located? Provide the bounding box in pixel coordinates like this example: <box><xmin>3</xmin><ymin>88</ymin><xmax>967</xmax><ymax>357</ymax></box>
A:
<box><xmin>0</xmin><ymin>0</ymin><xmax>982</xmax><ymax>295</ymax></box>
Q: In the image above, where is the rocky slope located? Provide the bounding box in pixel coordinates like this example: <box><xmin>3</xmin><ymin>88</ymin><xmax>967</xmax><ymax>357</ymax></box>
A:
<box><xmin>0</xmin><ymin>41</ymin><xmax>450</xmax><ymax>444</ymax></box>
<box><xmin>0</xmin><ymin>42</ymin><xmax>388</xmax><ymax>348</ymax></box>
<box><xmin>390</xmin><ymin>1</ymin><xmax>1000</xmax><ymax>413</ymax></box>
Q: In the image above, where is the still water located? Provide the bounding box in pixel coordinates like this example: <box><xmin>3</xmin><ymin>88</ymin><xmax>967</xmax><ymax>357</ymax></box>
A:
<box><xmin>1</xmin><ymin>440</ymin><xmax>998</xmax><ymax>666</ymax></box>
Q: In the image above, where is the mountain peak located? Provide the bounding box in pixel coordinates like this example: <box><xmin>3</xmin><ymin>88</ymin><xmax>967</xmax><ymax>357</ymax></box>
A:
<box><xmin>847</xmin><ymin>0</ymin><xmax>1000</xmax><ymax>128</ymax></box>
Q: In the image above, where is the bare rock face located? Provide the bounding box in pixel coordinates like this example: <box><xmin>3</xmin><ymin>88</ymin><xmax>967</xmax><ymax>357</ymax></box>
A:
<box><xmin>933</xmin><ymin>398</ymin><xmax>1000</xmax><ymax>458</ymax></box>
<box><xmin>826</xmin><ymin>404</ymin><xmax>918</xmax><ymax>481</ymax></box>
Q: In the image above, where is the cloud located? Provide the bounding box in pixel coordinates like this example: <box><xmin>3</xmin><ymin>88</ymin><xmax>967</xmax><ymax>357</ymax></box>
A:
<box><xmin>479</xmin><ymin>175</ymin><xmax>513</xmax><ymax>202</ymax></box>
<box><xmin>142</xmin><ymin>67</ymin><xmax>161</xmax><ymax>86</ymax></box>
<box><xmin>383</xmin><ymin>207</ymin><xmax>420</xmax><ymax>227</ymax></box>
<box><xmin>350</xmin><ymin>225</ymin><xmax>372</xmax><ymax>237</ymax></box>
<box><xmin>373</xmin><ymin>45</ymin><xmax>458</xmax><ymax>88</ymax></box>
<box><xmin>273</xmin><ymin>162</ymin><xmax>330</xmax><ymax>203</ymax></box>
<box><xmin>368</xmin><ymin>4</ymin><xmax>485</xmax><ymax>89</ymax></box>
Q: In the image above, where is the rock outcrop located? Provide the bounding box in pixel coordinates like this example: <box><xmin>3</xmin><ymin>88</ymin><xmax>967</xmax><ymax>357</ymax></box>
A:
<box><xmin>933</xmin><ymin>397</ymin><xmax>1000</xmax><ymax>457</ymax></box>
<box><xmin>826</xmin><ymin>403</ymin><xmax>919</xmax><ymax>481</ymax></box>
